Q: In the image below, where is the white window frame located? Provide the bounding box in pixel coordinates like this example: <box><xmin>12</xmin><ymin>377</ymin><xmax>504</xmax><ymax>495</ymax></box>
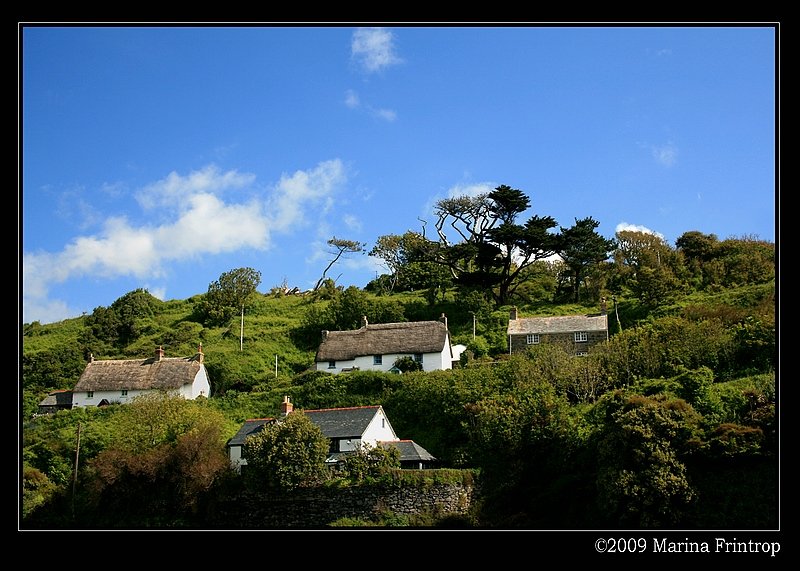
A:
<box><xmin>526</xmin><ymin>334</ymin><xmax>540</xmax><ymax>345</ymax></box>
<box><xmin>328</xmin><ymin>360</ymin><xmax>336</xmax><ymax>369</ymax></box>
<box><xmin>373</xmin><ymin>354</ymin><xmax>383</xmax><ymax>365</ymax></box>
<box><xmin>574</xmin><ymin>331</ymin><xmax>588</xmax><ymax>342</ymax></box>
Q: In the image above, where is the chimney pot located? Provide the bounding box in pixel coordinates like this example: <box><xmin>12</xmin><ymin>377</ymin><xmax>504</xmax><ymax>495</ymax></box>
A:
<box><xmin>281</xmin><ymin>395</ymin><xmax>294</xmax><ymax>416</ymax></box>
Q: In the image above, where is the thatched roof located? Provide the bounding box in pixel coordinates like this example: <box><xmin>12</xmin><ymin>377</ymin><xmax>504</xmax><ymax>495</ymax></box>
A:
<box><xmin>315</xmin><ymin>321</ymin><xmax>450</xmax><ymax>362</ymax></box>
<box><xmin>507</xmin><ymin>313</ymin><xmax>608</xmax><ymax>335</ymax></box>
<box><xmin>73</xmin><ymin>354</ymin><xmax>205</xmax><ymax>392</ymax></box>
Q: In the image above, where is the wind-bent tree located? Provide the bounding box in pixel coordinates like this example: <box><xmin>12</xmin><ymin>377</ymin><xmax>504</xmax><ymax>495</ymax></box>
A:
<box><xmin>313</xmin><ymin>237</ymin><xmax>365</xmax><ymax>292</ymax></box>
<box><xmin>559</xmin><ymin>217</ymin><xmax>616</xmax><ymax>302</ymax></box>
<box><xmin>197</xmin><ymin>267</ymin><xmax>262</xmax><ymax>325</ymax></box>
<box><xmin>425</xmin><ymin>185</ymin><xmax>561</xmax><ymax>305</ymax></box>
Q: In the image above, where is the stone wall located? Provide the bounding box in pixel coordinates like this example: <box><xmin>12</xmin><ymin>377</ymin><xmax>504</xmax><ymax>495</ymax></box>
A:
<box><xmin>206</xmin><ymin>481</ymin><xmax>476</xmax><ymax>528</ymax></box>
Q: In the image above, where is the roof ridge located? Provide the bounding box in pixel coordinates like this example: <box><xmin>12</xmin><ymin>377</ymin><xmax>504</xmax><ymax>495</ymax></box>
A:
<box><xmin>304</xmin><ymin>405</ymin><xmax>380</xmax><ymax>413</ymax></box>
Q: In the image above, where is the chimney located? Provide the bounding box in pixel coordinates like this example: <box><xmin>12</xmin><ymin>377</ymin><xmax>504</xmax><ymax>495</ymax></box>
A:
<box><xmin>439</xmin><ymin>313</ymin><xmax>448</xmax><ymax>329</ymax></box>
<box><xmin>321</xmin><ymin>330</ymin><xmax>329</xmax><ymax>340</ymax></box>
<box><xmin>361</xmin><ymin>315</ymin><xmax>368</xmax><ymax>328</ymax></box>
<box><xmin>600</xmin><ymin>297</ymin><xmax>607</xmax><ymax>315</ymax></box>
<box><xmin>281</xmin><ymin>395</ymin><xmax>294</xmax><ymax>416</ymax></box>
<box><xmin>510</xmin><ymin>306</ymin><xmax>518</xmax><ymax>321</ymax></box>
<box><xmin>88</xmin><ymin>353</ymin><xmax>94</xmax><ymax>363</ymax></box>
<box><xmin>155</xmin><ymin>345</ymin><xmax>164</xmax><ymax>361</ymax></box>
<box><xmin>195</xmin><ymin>343</ymin><xmax>204</xmax><ymax>363</ymax></box>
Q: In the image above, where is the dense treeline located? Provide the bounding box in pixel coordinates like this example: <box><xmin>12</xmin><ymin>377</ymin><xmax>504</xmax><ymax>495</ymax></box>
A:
<box><xmin>21</xmin><ymin>204</ymin><xmax>776</xmax><ymax>528</ymax></box>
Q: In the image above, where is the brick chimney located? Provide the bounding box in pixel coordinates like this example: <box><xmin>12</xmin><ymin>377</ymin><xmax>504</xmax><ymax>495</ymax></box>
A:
<box><xmin>439</xmin><ymin>313</ymin><xmax>448</xmax><ymax>329</ymax></box>
<box><xmin>321</xmin><ymin>330</ymin><xmax>329</xmax><ymax>340</ymax></box>
<box><xmin>510</xmin><ymin>306</ymin><xmax>518</xmax><ymax>321</ymax></box>
<box><xmin>195</xmin><ymin>343</ymin><xmax>204</xmax><ymax>363</ymax></box>
<box><xmin>155</xmin><ymin>345</ymin><xmax>164</xmax><ymax>361</ymax></box>
<box><xmin>361</xmin><ymin>315</ymin><xmax>368</xmax><ymax>328</ymax></box>
<box><xmin>600</xmin><ymin>297</ymin><xmax>607</xmax><ymax>315</ymax></box>
<box><xmin>281</xmin><ymin>395</ymin><xmax>294</xmax><ymax>416</ymax></box>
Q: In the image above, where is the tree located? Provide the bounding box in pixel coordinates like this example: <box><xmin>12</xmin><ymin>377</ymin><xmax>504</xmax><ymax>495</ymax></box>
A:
<box><xmin>559</xmin><ymin>217</ymin><xmax>616</xmax><ymax>302</ymax></box>
<box><xmin>313</xmin><ymin>237</ymin><xmax>365</xmax><ymax>292</ymax></box>
<box><xmin>425</xmin><ymin>185</ymin><xmax>561</xmax><ymax>305</ymax></box>
<box><xmin>592</xmin><ymin>391</ymin><xmax>702</xmax><ymax>527</ymax></box>
<box><xmin>242</xmin><ymin>412</ymin><xmax>330</xmax><ymax>490</ymax></box>
<box><xmin>197</xmin><ymin>267</ymin><xmax>262</xmax><ymax>325</ymax></box>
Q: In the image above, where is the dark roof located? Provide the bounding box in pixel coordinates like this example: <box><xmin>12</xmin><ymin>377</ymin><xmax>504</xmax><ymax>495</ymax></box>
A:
<box><xmin>227</xmin><ymin>406</ymin><xmax>383</xmax><ymax>447</ymax></box>
<box><xmin>315</xmin><ymin>321</ymin><xmax>450</xmax><ymax>362</ymax></box>
<box><xmin>508</xmin><ymin>313</ymin><xmax>608</xmax><ymax>335</ymax></box>
<box><xmin>38</xmin><ymin>390</ymin><xmax>73</xmax><ymax>408</ymax></box>
<box><xmin>304</xmin><ymin>406</ymin><xmax>383</xmax><ymax>439</ymax></box>
<box><xmin>227</xmin><ymin>418</ymin><xmax>276</xmax><ymax>447</ymax></box>
<box><xmin>73</xmin><ymin>354</ymin><xmax>205</xmax><ymax>392</ymax></box>
<box><xmin>379</xmin><ymin>440</ymin><xmax>437</xmax><ymax>462</ymax></box>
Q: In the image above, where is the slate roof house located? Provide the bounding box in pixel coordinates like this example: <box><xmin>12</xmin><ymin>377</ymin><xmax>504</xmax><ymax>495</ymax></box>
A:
<box><xmin>314</xmin><ymin>315</ymin><xmax>454</xmax><ymax>374</ymax></box>
<box><xmin>71</xmin><ymin>345</ymin><xmax>211</xmax><ymax>408</ymax></box>
<box><xmin>37</xmin><ymin>389</ymin><xmax>74</xmax><ymax>415</ymax></box>
<box><xmin>227</xmin><ymin>396</ymin><xmax>437</xmax><ymax>472</ymax></box>
<box><xmin>507</xmin><ymin>301</ymin><xmax>609</xmax><ymax>356</ymax></box>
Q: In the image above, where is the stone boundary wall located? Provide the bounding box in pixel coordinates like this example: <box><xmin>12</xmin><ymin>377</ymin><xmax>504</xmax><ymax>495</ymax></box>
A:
<box><xmin>207</xmin><ymin>481</ymin><xmax>476</xmax><ymax>528</ymax></box>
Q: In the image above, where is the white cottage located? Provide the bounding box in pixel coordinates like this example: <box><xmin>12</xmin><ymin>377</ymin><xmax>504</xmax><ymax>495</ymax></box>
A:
<box><xmin>314</xmin><ymin>315</ymin><xmax>454</xmax><ymax>374</ymax></box>
<box><xmin>227</xmin><ymin>396</ymin><xmax>437</xmax><ymax>472</ymax></box>
<box><xmin>71</xmin><ymin>345</ymin><xmax>211</xmax><ymax>408</ymax></box>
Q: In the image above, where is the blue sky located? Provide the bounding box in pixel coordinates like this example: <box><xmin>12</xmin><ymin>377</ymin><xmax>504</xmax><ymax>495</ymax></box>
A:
<box><xmin>21</xmin><ymin>24</ymin><xmax>777</xmax><ymax>325</ymax></box>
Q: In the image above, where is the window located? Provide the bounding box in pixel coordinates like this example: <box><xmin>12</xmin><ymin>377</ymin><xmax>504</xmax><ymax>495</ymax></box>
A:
<box><xmin>576</xmin><ymin>351</ymin><xmax>588</xmax><ymax>357</ymax></box>
<box><xmin>373</xmin><ymin>354</ymin><xmax>383</xmax><ymax>365</ymax></box>
<box><xmin>87</xmin><ymin>391</ymin><xmax>93</xmax><ymax>398</ymax></box>
<box><xmin>121</xmin><ymin>390</ymin><xmax>128</xmax><ymax>396</ymax></box>
<box><xmin>413</xmin><ymin>353</ymin><xmax>423</xmax><ymax>363</ymax></box>
<box><xmin>381</xmin><ymin>418</ymin><xmax>385</xmax><ymax>428</ymax></box>
<box><xmin>574</xmin><ymin>331</ymin><xmax>588</xmax><ymax>342</ymax></box>
<box><xmin>328</xmin><ymin>360</ymin><xmax>336</xmax><ymax>369</ymax></box>
<box><xmin>526</xmin><ymin>334</ymin><xmax>540</xmax><ymax>345</ymax></box>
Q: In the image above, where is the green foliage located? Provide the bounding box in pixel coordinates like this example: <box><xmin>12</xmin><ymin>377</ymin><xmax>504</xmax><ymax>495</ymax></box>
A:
<box><xmin>559</xmin><ymin>217</ymin><xmax>616</xmax><ymax>302</ymax></box>
<box><xmin>195</xmin><ymin>267</ymin><xmax>262</xmax><ymax>326</ymax></box>
<box><xmin>393</xmin><ymin>355</ymin><xmax>422</xmax><ymax>373</ymax></box>
<box><xmin>338</xmin><ymin>443</ymin><xmax>400</xmax><ymax>483</ymax></box>
<box><xmin>242</xmin><ymin>412</ymin><xmax>330</xmax><ymax>490</ymax></box>
<box><xmin>591</xmin><ymin>391</ymin><xmax>703</xmax><ymax>527</ymax></box>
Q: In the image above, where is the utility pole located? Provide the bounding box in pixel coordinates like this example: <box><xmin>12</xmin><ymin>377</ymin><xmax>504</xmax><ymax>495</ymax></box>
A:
<box><xmin>470</xmin><ymin>312</ymin><xmax>476</xmax><ymax>340</ymax></box>
<box><xmin>240</xmin><ymin>305</ymin><xmax>244</xmax><ymax>351</ymax></box>
<box><xmin>613</xmin><ymin>296</ymin><xmax>622</xmax><ymax>333</ymax></box>
<box><xmin>275</xmin><ymin>354</ymin><xmax>278</xmax><ymax>378</ymax></box>
<box><xmin>72</xmin><ymin>421</ymin><xmax>81</xmax><ymax>519</ymax></box>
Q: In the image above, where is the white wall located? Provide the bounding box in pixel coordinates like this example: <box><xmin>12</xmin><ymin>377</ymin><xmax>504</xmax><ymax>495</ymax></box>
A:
<box><xmin>71</xmin><ymin>368</ymin><xmax>210</xmax><ymax>408</ymax></box>
<box><xmin>315</xmin><ymin>335</ymin><xmax>453</xmax><ymax>374</ymax></box>
<box><xmin>361</xmin><ymin>407</ymin><xmax>398</xmax><ymax>445</ymax></box>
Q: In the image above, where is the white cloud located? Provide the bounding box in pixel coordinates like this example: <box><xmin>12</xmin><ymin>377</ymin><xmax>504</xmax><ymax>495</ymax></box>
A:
<box><xmin>447</xmin><ymin>182</ymin><xmax>496</xmax><ymax>198</ymax></box>
<box><xmin>343</xmin><ymin>214</ymin><xmax>362</xmax><ymax>231</ymax></box>
<box><xmin>652</xmin><ymin>143</ymin><xmax>678</xmax><ymax>167</ymax></box>
<box><xmin>615</xmin><ymin>222</ymin><xmax>665</xmax><ymax>240</ymax></box>
<box><xmin>23</xmin><ymin>160</ymin><xmax>346</xmax><ymax>324</ymax></box>
<box><xmin>136</xmin><ymin>165</ymin><xmax>256</xmax><ymax>210</ymax></box>
<box><xmin>345</xmin><ymin>89</ymin><xmax>360</xmax><ymax>109</ymax></box>
<box><xmin>372</xmin><ymin>108</ymin><xmax>397</xmax><ymax>122</ymax></box>
<box><xmin>351</xmin><ymin>27</ymin><xmax>402</xmax><ymax>73</ymax></box>
<box><xmin>267</xmin><ymin>159</ymin><xmax>346</xmax><ymax>232</ymax></box>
